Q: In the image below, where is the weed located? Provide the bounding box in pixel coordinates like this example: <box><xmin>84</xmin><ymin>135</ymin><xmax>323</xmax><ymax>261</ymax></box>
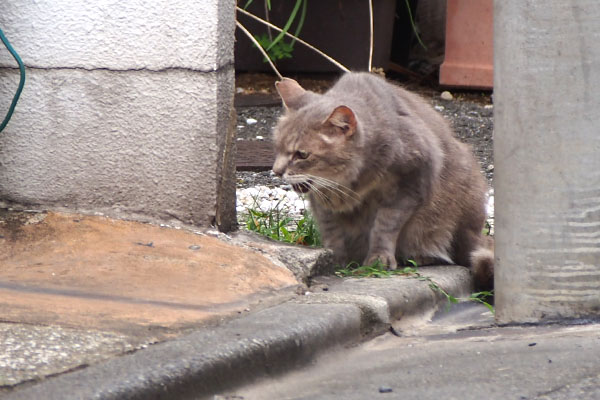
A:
<box><xmin>243</xmin><ymin>0</ymin><xmax>307</xmax><ymax>64</ymax></box>
<box><xmin>336</xmin><ymin>260</ymin><xmax>419</xmax><ymax>278</ymax></box>
<box><xmin>243</xmin><ymin>194</ymin><xmax>321</xmax><ymax>247</ymax></box>
<box><xmin>483</xmin><ymin>220</ymin><xmax>492</xmax><ymax>236</ymax></box>
<box><xmin>336</xmin><ymin>259</ymin><xmax>495</xmax><ymax>313</ymax></box>
<box><xmin>243</xmin><ymin>196</ymin><xmax>494</xmax><ymax>311</ymax></box>
<box><xmin>466</xmin><ymin>291</ymin><xmax>495</xmax><ymax>313</ymax></box>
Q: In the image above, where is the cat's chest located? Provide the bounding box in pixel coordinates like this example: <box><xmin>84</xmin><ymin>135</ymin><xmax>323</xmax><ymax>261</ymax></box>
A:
<box><xmin>314</xmin><ymin>193</ymin><xmax>380</xmax><ymax>227</ymax></box>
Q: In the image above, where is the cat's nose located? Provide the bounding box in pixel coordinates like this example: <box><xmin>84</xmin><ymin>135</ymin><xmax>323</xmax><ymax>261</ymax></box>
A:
<box><xmin>272</xmin><ymin>157</ymin><xmax>287</xmax><ymax>177</ymax></box>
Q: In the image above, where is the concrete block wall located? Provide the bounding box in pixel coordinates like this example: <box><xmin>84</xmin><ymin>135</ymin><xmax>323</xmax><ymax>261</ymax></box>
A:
<box><xmin>0</xmin><ymin>0</ymin><xmax>236</xmax><ymax>230</ymax></box>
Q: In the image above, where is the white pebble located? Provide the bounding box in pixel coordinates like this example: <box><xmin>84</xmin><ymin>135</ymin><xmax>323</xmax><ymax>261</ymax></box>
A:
<box><xmin>293</xmin><ymin>200</ymin><xmax>304</xmax><ymax>209</ymax></box>
<box><xmin>434</xmin><ymin>105</ymin><xmax>445</xmax><ymax>111</ymax></box>
<box><xmin>440</xmin><ymin>91</ymin><xmax>453</xmax><ymax>101</ymax></box>
<box><xmin>246</xmin><ymin>118</ymin><xmax>258</xmax><ymax>125</ymax></box>
<box><xmin>486</xmin><ymin>195</ymin><xmax>495</xmax><ymax>218</ymax></box>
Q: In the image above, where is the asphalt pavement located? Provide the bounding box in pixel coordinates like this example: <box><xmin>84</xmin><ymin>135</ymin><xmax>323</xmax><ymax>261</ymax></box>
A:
<box><xmin>231</xmin><ymin>304</ymin><xmax>600</xmax><ymax>400</ymax></box>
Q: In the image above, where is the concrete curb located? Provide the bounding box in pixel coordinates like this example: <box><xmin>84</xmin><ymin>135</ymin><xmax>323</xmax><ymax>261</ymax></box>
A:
<box><xmin>5</xmin><ymin>266</ymin><xmax>473</xmax><ymax>400</ymax></box>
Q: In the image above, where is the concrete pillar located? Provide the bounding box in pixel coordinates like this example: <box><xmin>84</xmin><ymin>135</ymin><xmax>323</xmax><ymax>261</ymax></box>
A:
<box><xmin>0</xmin><ymin>0</ymin><xmax>236</xmax><ymax>231</ymax></box>
<box><xmin>494</xmin><ymin>1</ymin><xmax>600</xmax><ymax>323</ymax></box>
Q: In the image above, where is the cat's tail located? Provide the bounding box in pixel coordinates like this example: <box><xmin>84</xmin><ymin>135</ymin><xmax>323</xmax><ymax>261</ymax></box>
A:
<box><xmin>470</xmin><ymin>236</ymin><xmax>494</xmax><ymax>291</ymax></box>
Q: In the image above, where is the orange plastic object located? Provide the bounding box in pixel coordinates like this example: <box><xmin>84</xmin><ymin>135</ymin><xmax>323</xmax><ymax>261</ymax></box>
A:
<box><xmin>439</xmin><ymin>0</ymin><xmax>494</xmax><ymax>89</ymax></box>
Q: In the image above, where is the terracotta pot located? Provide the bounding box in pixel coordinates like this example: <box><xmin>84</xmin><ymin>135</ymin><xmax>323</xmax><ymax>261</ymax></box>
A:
<box><xmin>439</xmin><ymin>0</ymin><xmax>493</xmax><ymax>89</ymax></box>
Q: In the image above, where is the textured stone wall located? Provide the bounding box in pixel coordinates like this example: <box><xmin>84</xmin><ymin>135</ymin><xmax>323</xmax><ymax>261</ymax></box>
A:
<box><xmin>494</xmin><ymin>0</ymin><xmax>600</xmax><ymax>322</ymax></box>
<box><xmin>0</xmin><ymin>0</ymin><xmax>236</xmax><ymax>230</ymax></box>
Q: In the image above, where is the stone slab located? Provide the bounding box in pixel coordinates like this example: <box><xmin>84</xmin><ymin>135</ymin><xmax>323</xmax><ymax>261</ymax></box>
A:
<box><xmin>303</xmin><ymin>266</ymin><xmax>473</xmax><ymax>333</ymax></box>
<box><xmin>0</xmin><ymin>210</ymin><xmax>477</xmax><ymax>397</ymax></box>
<box><xmin>0</xmin><ymin>323</ymin><xmax>146</xmax><ymax>387</ymax></box>
<box><xmin>4</xmin><ymin>303</ymin><xmax>363</xmax><ymax>400</ymax></box>
<box><xmin>0</xmin><ymin>211</ymin><xmax>298</xmax><ymax>333</ymax></box>
<box><xmin>228</xmin><ymin>230</ymin><xmax>335</xmax><ymax>283</ymax></box>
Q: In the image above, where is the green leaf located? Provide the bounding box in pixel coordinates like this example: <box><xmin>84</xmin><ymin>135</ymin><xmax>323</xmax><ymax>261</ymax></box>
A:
<box><xmin>290</xmin><ymin>0</ymin><xmax>307</xmax><ymax>48</ymax></box>
<box><xmin>265</xmin><ymin>0</ymin><xmax>303</xmax><ymax>52</ymax></box>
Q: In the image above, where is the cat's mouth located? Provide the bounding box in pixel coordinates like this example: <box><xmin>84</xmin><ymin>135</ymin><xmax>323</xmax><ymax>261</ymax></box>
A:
<box><xmin>292</xmin><ymin>182</ymin><xmax>311</xmax><ymax>193</ymax></box>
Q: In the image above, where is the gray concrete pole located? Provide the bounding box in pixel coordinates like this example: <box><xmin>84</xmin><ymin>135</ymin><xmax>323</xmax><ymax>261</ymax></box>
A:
<box><xmin>494</xmin><ymin>1</ymin><xmax>600</xmax><ymax>323</ymax></box>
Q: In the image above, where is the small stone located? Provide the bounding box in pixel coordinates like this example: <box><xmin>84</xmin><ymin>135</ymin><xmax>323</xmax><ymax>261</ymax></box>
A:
<box><xmin>434</xmin><ymin>105</ymin><xmax>445</xmax><ymax>111</ymax></box>
<box><xmin>188</xmin><ymin>245</ymin><xmax>201</xmax><ymax>251</ymax></box>
<box><xmin>484</xmin><ymin>104</ymin><xmax>493</xmax><ymax>109</ymax></box>
<box><xmin>236</xmin><ymin>87</ymin><xmax>244</xmax><ymax>94</ymax></box>
<box><xmin>379</xmin><ymin>386</ymin><xmax>393</xmax><ymax>393</ymax></box>
<box><xmin>487</xmin><ymin>164</ymin><xmax>494</xmax><ymax>171</ymax></box>
<box><xmin>246</xmin><ymin>118</ymin><xmax>258</xmax><ymax>125</ymax></box>
<box><xmin>440</xmin><ymin>91</ymin><xmax>453</xmax><ymax>101</ymax></box>
<box><xmin>255</xmin><ymin>135</ymin><xmax>264</xmax><ymax>140</ymax></box>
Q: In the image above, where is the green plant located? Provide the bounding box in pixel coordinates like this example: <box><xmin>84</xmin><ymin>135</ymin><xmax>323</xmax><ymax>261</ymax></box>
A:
<box><xmin>244</xmin><ymin>196</ymin><xmax>321</xmax><ymax>247</ymax></box>
<box><xmin>336</xmin><ymin>260</ymin><xmax>419</xmax><ymax>279</ymax></box>
<box><xmin>483</xmin><ymin>220</ymin><xmax>492</xmax><ymax>236</ymax></box>
<box><xmin>242</xmin><ymin>0</ymin><xmax>307</xmax><ymax>63</ymax></box>
<box><xmin>254</xmin><ymin>33</ymin><xmax>294</xmax><ymax>62</ymax></box>
<box><xmin>336</xmin><ymin>259</ymin><xmax>495</xmax><ymax>313</ymax></box>
<box><xmin>466</xmin><ymin>291</ymin><xmax>495</xmax><ymax>313</ymax></box>
<box><xmin>236</xmin><ymin>0</ymin><xmax>425</xmax><ymax>77</ymax></box>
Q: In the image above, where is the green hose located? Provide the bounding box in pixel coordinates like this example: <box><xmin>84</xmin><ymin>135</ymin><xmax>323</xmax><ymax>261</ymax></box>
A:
<box><xmin>0</xmin><ymin>28</ymin><xmax>26</xmax><ymax>133</ymax></box>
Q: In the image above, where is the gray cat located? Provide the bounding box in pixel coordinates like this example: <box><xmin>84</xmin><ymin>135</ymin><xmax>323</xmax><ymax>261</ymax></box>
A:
<box><xmin>272</xmin><ymin>72</ymin><xmax>493</xmax><ymax>289</ymax></box>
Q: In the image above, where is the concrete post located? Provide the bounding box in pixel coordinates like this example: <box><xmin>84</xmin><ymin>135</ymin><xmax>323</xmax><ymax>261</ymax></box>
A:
<box><xmin>0</xmin><ymin>0</ymin><xmax>236</xmax><ymax>231</ymax></box>
<box><xmin>494</xmin><ymin>1</ymin><xmax>600</xmax><ymax>323</ymax></box>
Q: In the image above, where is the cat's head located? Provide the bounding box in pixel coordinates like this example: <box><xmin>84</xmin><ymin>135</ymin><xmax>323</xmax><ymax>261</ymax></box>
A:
<box><xmin>272</xmin><ymin>78</ymin><xmax>361</xmax><ymax>206</ymax></box>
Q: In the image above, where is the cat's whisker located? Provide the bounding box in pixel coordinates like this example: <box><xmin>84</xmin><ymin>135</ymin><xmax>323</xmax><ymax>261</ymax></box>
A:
<box><xmin>307</xmin><ymin>175</ymin><xmax>362</xmax><ymax>204</ymax></box>
<box><xmin>314</xmin><ymin>181</ymin><xmax>359</xmax><ymax>205</ymax></box>
<box><xmin>305</xmin><ymin>180</ymin><xmax>333</xmax><ymax>207</ymax></box>
<box><xmin>286</xmin><ymin>173</ymin><xmax>358</xmax><ymax>205</ymax></box>
<box><xmin>310</xmin><ymin>175</ymin><xmax>360</xmax><ymax>198</ymax></box>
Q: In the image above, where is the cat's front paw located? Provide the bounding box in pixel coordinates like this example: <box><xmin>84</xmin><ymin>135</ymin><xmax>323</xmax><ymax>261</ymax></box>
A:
<box><xmin>364</xmin><ymin>253</ymin><xmax>398</xmax><ymax>270</ymax></box>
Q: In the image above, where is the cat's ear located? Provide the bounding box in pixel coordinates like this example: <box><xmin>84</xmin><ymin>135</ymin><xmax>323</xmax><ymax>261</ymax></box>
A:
<box><xmin>275</xmin><ymin>78</ymin><xmax>307</xmax><ymax>110</ymax></box>
<box><xmin>324</xmin><ymin>105</ymin><xmax>357</xmax><ymax>137</ymax></box>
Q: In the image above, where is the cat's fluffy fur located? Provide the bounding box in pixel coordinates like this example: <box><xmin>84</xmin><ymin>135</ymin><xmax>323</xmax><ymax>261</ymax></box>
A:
<box><xmin>272</xmin><ymin>72</ymin><xmax>493</xmax><ymax>289</ymax></box>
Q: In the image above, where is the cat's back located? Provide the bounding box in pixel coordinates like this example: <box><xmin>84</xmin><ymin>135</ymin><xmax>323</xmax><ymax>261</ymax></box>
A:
<box><xmin>328</xmin><ymin>72</ymin><xmax>397</xmax><ymax>105</ymax></box>
<box><xmin>328</xmin><ymin>73</ymin><xmax>449</xmax><ymax>134</ymax></box>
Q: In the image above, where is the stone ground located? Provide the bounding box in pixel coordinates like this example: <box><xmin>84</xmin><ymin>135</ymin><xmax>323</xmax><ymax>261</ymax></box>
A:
<box><xmin>0</xmin><ymin>209</ymin><xmax>319</xmax><ymax>389</ymax></box>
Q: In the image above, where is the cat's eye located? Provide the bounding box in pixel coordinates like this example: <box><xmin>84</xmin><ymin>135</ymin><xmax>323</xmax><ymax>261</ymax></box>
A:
<box><xmin>294</xmin><ymin>150</ymin><xmax>310</xmax><ymax>160</ymax></box>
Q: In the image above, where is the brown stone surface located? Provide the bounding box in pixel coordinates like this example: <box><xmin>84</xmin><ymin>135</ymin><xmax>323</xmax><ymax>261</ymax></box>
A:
<box><xmin>0</xmin><ymin>212</ymin><xmax>298</xmax><ymax>333</ymax></box>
